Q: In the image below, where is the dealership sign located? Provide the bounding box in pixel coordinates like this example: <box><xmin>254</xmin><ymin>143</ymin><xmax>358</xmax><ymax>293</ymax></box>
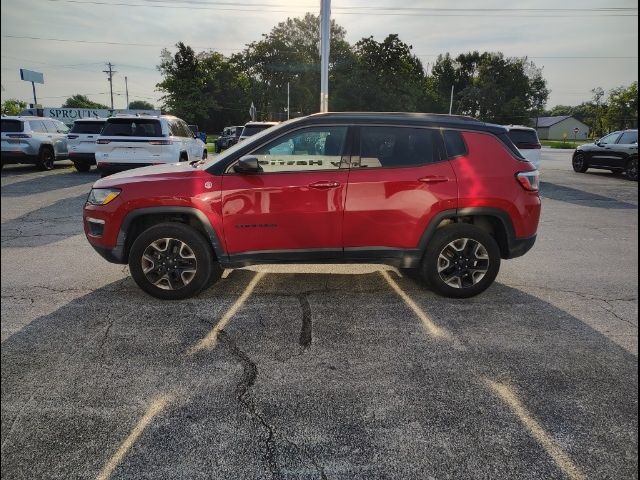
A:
<box><xmin>19</xmin><ymin>107</ymin><xmax>161</xmax><ymax>124</ymax></box>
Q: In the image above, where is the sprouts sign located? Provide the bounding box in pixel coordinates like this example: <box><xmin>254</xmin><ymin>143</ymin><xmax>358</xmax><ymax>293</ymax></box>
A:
<box><xmin>19</xmin><ymin>107</ymin><xmax>161</xmax><ymax>125</ymax></box>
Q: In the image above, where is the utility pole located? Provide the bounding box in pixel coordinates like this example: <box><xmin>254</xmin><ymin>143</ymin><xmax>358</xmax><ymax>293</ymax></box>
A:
<box><xmin>319</xmin><ymin>0</ymin><xmax>331</xmax><ymax>113</ymax></box>
<box><xmin>287</xmin><ymin>82</ymin><xmax>290</xmax><ymax>120</ymax></box>
<box><xmin>449</xmin><ymin>84</ymin><xmax>454</xmax><ymax>115</ymax></box>
<box><xmin>103</xmin><ymin>62</ymin><xmax>117</xmax><ymax>110</ymax></box>
<box><xmin>125</xmin><ymin>76</ymin><xmax>129</xmax><ymax>109</ymax></box>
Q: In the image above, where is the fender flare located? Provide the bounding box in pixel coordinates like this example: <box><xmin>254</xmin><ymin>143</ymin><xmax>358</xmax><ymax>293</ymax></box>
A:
<box><xmin>114</xmin><ymin>206</ymin><xmax>226</xmax><ymax>262</ymax></box>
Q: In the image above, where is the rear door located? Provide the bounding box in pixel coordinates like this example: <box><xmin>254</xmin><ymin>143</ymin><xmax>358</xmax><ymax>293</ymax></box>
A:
<box><xmin>221</xmin><ymin>125</ymin><xmax>350</xmax><ymax>257</ymax></box>
<box><xmin>343</xmin><ymin>125</ymin><xmax>457</xmax><ymax>255</ymax></box>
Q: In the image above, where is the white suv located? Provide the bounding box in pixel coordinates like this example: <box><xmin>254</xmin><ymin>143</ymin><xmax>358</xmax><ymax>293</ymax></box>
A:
<box><xmin>505</xmin><ymin>125</ymin><xmax>542</xmax><ymax>169</ymax></box>
<box><xmin>67</xmin><ymin>117</ymin><xmax>106</xmax><ymax>172</ymax></box>
<box><xmin>95</xmin><ymin>115</ymin><xmax>207</xmax><ymax>176</ymax></box>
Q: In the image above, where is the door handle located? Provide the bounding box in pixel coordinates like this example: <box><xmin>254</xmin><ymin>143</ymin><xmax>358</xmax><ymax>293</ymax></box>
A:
<box><xmin>308</xmin><ymin>181</ymin><xmax>340</xmax><ymax>189</ymax></box>
<box><xmin>418</xmin><ymin>176</ymin><xmax>450</xmax><ymax>184</ymax></box>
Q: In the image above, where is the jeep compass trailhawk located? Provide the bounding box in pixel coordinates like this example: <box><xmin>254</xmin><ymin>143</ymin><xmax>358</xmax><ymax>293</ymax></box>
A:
<box><xmin>83</xmin><ymin>113</ymin><xmax>541</xmax><ymax>300</ymax></box>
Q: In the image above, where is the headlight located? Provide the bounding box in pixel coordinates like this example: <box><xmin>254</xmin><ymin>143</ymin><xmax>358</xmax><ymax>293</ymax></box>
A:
<box><xmin>87</xmin><ymin>188</ymin><xmax>121</xmax><ymax>205</ymax></box>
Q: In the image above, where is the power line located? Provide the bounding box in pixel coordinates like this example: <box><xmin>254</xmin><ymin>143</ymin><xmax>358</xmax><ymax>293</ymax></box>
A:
<box><xmin>42</xmin><ymin>0</ymin><xmax>639</xmax><ymax>16</ymax></box>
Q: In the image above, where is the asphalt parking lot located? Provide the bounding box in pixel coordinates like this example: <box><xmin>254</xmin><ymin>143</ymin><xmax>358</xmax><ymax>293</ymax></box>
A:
<box><xmin>1</xmin><ymin>150</ymin><xmax>638</xmax><ymax>479</ymax></box>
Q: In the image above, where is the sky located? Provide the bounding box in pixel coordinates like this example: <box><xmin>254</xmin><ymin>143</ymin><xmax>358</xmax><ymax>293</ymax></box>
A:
<box><xmin>1</xmin><ymin>0</ymin><xmax>638</xmax><ymax>111</ymax></box>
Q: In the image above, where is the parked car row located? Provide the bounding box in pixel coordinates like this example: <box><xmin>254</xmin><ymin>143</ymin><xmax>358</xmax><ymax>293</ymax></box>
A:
<box><xmin>215</xmin><ymin>121</ymin><xmax>279</xmax><ymax>153</ymax></box>
<box><xmin>1</xmin><ymin>114</ymin><xmax>207</xmax><ymax>176</ymax></box>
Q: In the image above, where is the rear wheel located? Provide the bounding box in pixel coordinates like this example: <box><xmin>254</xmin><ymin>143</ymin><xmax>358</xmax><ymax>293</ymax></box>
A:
<box><xmin>202</xmin><ymin>149</ymin><xmax>208</xmax><ymax>160</ymax></box>
<box><xmin>421</xmin><ymin>224</ymin><xmax>501</xmax><ymax>298</ymax></box>
<box><xmin>129</xmin><ymin>223</ymin><xmax>215</xmax><ymax>300</ymax></box>
<box><xmin>37</xmin><ymin>147</ymin><xmax>55</xmax><ymax>171</ymax></box>
<box><xmin>73</xmin><ymin>162</ymin><xmax>91</xmax><ymax>172</ymax></box>
<box><xmin>572</xmin><ymin>153</ymin><xmax>588</xmax><ymax>173</ymax></box>
<box><xmin>625</xmin><ymin>157</ymin><xmax>638</xmax><ymax>181</ymax></box>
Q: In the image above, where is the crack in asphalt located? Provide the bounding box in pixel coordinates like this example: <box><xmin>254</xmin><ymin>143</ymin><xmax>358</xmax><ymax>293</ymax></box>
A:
<box><xmin>510</xmin><ymin>284</ymin><xmax>637</xmax><ymax>303</ymax></box>
<box><xmin>218</xmin><ymin>330</ymin><xmax>280</xmax><ymax>479</ymax></box>
<box><xmin>219</xmin><ymin>330</ymin><xmax>328</xmax><ymax>479</ymax></box>
<box><xmin>297</xmin><ymin>293</ymin><xmax>313</xmax><ymax>349</ymax></box>
<box><xmin>598</xmin><ymin>299</ymin><xmax>637</xmax><ymax>327</ymax></box>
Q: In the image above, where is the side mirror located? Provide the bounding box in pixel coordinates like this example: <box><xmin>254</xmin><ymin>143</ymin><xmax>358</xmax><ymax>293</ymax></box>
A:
<box><xmin>234</xmin><ymin>155</ymin><xmax>262</xmax><ymax>173</ymax></box>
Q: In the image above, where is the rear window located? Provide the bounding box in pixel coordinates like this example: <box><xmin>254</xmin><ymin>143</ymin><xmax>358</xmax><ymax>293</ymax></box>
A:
<box><xmin>242</xmin><ymin>124</ymin><xmax>273</xmax><ymax>137</ymax></box>
<box><xmin>359</xmin><ymin>126</ymin><xmax>438</xmax><ymax>168</ymax></box>
<box><xmin>507</xmin><ymin>129</ymin><xmax>539</xmax><ymax>147</ymax></box>
<box><xmin>443</xmin><ymin>130</ymin><xmax>468</xmax><ymax>158</ymax></box>
<box><xmin>1</xmin><ymin>120</ymin><xmax>24</xmax><ymax>133</ymax></box>
<box><xmin>70</xmin><ymin>121</ymin><xmax>105</xmax><ymax>134</ymax></box>
<box><xmin>102</xmin><ymin>119</ymin><xmax>163</xmax><ymax>137</ymax></box>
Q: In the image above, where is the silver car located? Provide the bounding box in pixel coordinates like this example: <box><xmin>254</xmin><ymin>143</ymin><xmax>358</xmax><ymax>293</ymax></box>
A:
<box><xmin>1</xmin><ymin>116</ymin><xmax>69</xmax><ymax>171</ymax></box>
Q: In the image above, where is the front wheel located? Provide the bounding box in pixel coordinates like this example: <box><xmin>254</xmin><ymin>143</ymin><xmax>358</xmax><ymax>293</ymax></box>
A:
<box><xmin>572</xmin><ymin>153</ymin><xmax>588</xmax><ymax>173</ymax></box>
<box><xmin>129</xmin><ymin>223</ymin><xmax>215</xmax><ymax>300</ymax></box>
<box><xmin>421</xmin><ymin>224</ymin><xmax>501</xmax><ymax>298</ymax></box>
<box><xmin>625</xmin><ymin>157</ymin><xmax>638</xmax><ymax>181</ymax></box>
<box><xmin>202</xmin><ymin>149</ymin><xmax>208</xmax><ymax>160</ymax></box>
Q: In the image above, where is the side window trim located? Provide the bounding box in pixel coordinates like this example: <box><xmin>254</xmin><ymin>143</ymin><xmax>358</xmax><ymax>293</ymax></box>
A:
<box><xmin>224</xmin><ymin>124</ymin><xmax>353</xmax><ymax>175</ymax></box>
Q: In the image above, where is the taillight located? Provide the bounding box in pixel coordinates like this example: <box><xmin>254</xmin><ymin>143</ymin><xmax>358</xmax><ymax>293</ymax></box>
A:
<box><xmin>516</xmin><ymin>171</ymin><xmax>540</xmax><ymax>191</ymax></box>
<box><xmin>7</xmin><ymin>133</ymin><xmax>31</xmax><ymax>138</ymax></box>
<box><xmin>67</xmin><ymin>134</ymin><xmax>79</xmax><ymax>139</ymax></box>
<box><xmin>97</xmin><ymin>139</ymin><xmax>111</xmax><ymax>144</ymax></box>
<box><xmin>148</xmin><ymin>139</ymin><xmax>173</xmax><ymax>145</ymax></box>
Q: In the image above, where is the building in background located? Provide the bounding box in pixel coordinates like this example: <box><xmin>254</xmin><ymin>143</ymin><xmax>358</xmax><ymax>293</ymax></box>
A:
<box><xmin>532</xmin><ymin>115</ymin><xmax>590</xmax><ymax>140</ymax></box>
<box><xmin>18</xmin><ymin>107</ymin><xmax>161</xmax><ymax>126</ymax></box>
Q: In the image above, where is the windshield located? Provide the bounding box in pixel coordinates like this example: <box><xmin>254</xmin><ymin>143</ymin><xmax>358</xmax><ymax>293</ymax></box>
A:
<box><xmin>70</xmin><ymin>121</ymin><xmax>105</xmax><ymax>134</ymax></box>
<box><xmin>201</xmin><ymin>119</ymin><xmax>297</xmax><ymax>169</ymax></box>
<box><xmin>1</xmin><ymin>120</ymin><xmax>24</xmax><ymax>133</ymax></box>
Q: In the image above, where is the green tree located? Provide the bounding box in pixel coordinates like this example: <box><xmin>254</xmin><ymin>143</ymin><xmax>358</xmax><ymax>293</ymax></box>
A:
<box><xmin>157</xmin><ymin>42</ymin><xmax>250</xmax><ymax>132</ymax></box>
<box><xmin>430</xmin><ymin>52</ymin><xmax>549</xmax><ymax>124</ymax></box>
<box><xmin>1</xmin><ymin>99</ymin><xmax>27</xmax><ymax>115</ymax></box>
<box><xmin>236</xmin><ymin>13</ymin><xmax>352</xmax><ymax>119</ymax></box>
<box><xmin>62</xmin><ymin>95</ymin><xmax>109</xmax><ymax>109</ymax></box>
<box><xmin>332</xmin><ymin>34</ymin><xmax>429</xmax><ymax>112</ymax></box>
<box><xmin>128</xmin><ymin>100</ymin><xmax>155</xmax><ymax>110</ymax></box>
<box><xmin>605</xmin><ymin>82</ymin><xmax>638</xmax><ymax>131</ymax></box>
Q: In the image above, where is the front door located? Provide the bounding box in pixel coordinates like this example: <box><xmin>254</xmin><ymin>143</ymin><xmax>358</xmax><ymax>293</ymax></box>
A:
<box><xmin>343</xmin><ymin>125</ymin><xmax>458</xmax><ymax>256</ymax></box>
<box><xmin>591</xmin><ymin>131</ymin><xmax>622</xmax><ymax>166</ymax></box>
<box><xmin>221</xmin><ymin>125</ymin><xmax>351</xmax><ymax>258</ymax></box>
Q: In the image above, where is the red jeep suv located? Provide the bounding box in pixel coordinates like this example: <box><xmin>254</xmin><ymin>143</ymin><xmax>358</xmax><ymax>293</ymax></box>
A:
<box><xmin>83</xmin><ymin>113</ymin><xmax>540</xmax><ymax>299</ymax></box>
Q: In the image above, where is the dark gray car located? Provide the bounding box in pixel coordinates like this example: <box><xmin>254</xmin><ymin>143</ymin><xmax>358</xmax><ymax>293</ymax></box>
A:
<box><xmin>1</xmin><ymin>116</ymin><xmax>69</xmax><ymax>171</ymax></box>
<box><xmin>572</xmin><ymin>129</ymin><xmax>638</xmax><ymax>181</ymax></box>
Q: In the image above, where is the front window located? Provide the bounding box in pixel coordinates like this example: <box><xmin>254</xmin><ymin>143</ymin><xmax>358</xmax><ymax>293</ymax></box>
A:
<box><xmin>101</xmin><ymin>119</ymin><xmax>163</xmax><ymax>137</ymax></box>
<box><xmin>70</xmin><ymin>121</ymin><xmax>105</xmax><ymax>134</ymax></box>
<box><xmin>247</xmin><ymin>126</ymin><xmax>348</xmax><ymax>173</ymax></box>
<box><xmin>599</xmin><ymin>132</ymin><xmax>621</xmax><ymax>145</ymax></box>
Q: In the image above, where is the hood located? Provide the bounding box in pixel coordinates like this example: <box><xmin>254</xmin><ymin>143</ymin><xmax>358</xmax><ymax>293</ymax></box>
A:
<box><xmin>93</xmin><ymin>162</ymin><xmax>195</xmax><ymax>188</ymax></box>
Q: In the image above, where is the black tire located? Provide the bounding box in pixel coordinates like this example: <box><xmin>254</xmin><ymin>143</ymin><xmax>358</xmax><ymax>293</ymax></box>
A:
<box><xmin>421</xmin><ymin>224</ymin><xmax>501</xmax><ymax>299</ymax></box>
<box><xmin>202</xmin><ymin>262</ymin><xmax>224</xmax><ymax>291</ymax></box>
<box><xmin>179</xmin><ymin>153</ymin><xmax>188</xmax><ymax>162</ymax></box>
<box><xmin>37</xmin><ymin>147</ymin><xmax>55</xmax><ymax>171</ymax></box>
<box><xmin>572</xmin><ymin>153</ymin><xmax>588</xmax><ymax>173</ymax></box>
<box><xmin>202</xmin><ymin>149</ymin><xmax>208</xmax><ymax>160</ymax></box>
<box><xmin>625</xmin><ymin>157</ymin><xmax>638</xmax><ymax>181</ymax></box>
<box><xmin>129</xmin><ymin>223</ymin><xmax>215</xmax><ymax>300</ymax></box>
<box><xmin>74</xmin><ymin>162</ymin><xmax>91</xmax><ymax>172</ymax></box>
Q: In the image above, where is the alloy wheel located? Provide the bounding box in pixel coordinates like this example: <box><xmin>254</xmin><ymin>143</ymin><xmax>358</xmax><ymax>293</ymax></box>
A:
<box><xmin>437</xmin><ymin>238</ymin><xmax>490</xmax><ymax>289</ymax></box>
<box><xmin>141</xmin><ymin>238</ymin><xmax>197</xmax><ymax>290</ymax></box>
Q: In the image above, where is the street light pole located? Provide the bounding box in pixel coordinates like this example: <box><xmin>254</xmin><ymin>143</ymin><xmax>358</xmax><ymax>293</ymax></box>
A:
<box><xmin>125</xmin><ymin>76</ymin><xmax>129</xmax><ymax>109</ymax></box>
<box><xmin>449</xmin><ymin>84</ymin><xmax>454</xmax><ymax>115</ymax></box>
<box><xmin>319</xmin><ymin>0</ymin><xmax>331</xmax><ymax>113</ymax></box>
<box><xmin>287</xmin><ymin>82</ymin><xmax>290</xmax><ymax>120</ymax></box>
